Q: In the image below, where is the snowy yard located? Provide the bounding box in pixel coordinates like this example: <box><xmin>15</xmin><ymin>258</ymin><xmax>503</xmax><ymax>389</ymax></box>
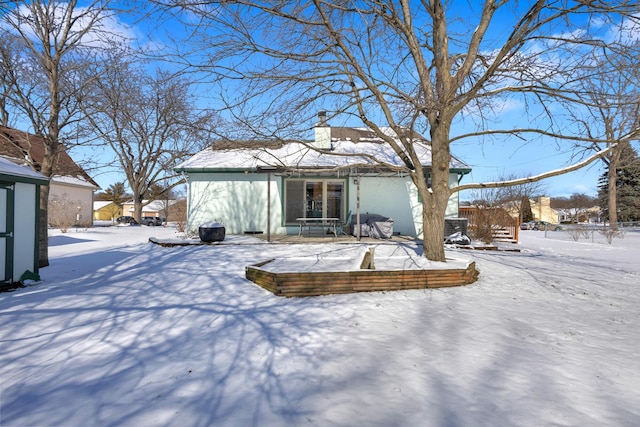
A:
<box><xmin>1</xmin><ymin>226</ymin><xmax>639</xmax><ymax>426</ymax></box>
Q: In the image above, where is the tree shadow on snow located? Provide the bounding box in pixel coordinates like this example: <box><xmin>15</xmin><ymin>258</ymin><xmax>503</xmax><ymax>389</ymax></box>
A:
<box><xmin>0</xmin><ymin>244</ymin><xmax>358</xmax><ymax>426</ymax></box>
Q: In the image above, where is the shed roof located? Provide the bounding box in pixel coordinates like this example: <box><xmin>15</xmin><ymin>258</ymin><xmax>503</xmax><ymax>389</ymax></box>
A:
<box><xmin>0</xmin><ymin>156</ymin><xmax>48</xmax><ymax>184</ymax></box>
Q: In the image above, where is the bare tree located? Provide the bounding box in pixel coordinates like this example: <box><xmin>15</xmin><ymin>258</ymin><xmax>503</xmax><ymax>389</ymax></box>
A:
<box><xmin>155</xmin><ymin>1</ymin><xmax>638</xmax><ymax>261</ymax></box>
<box><xmin>0</xmin><ymin>0</ymin><xmax>115</xmax><ymax>266</ymax></box>
<box><xmin>82</xmin><ymin>52</ymin><xmax>216</xmax><ymax>222</ymax></box>
<box><xmin>472</xmin><ymin>173</ymin><xmax>546</xmax><ymax>224</ymax></box>
<box><xmin>0</xmin><ymin>33</ymin><xmax>14</xmax><ymax>127</ymax></box>
<box><xmin>466</xmin><ymin>174</ymin><xmax>543</xmax><ymax>243</ymax></box>
<box><xmin>569</xmin><ymin>52</ymin><xmax>640</xmax><ymax>227</ymax></box>
<box><xmin>552</xmin><ymin>193</ymin><xmax>598</xmax><ymax>223</ymax></box>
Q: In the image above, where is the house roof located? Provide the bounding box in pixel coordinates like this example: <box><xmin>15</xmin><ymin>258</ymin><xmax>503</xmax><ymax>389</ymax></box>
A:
<box><xmin>0</xmin><ymin>156</ymin><xmax>49</xmax><ymax>185</ymax></box>
<box><xmin>93</xmin><ymin>200</ymin><xmax>115</xmax><ymax>210</ymax></box>
<box><xmin>0</xmin><ymin>125</ymin><xmax>99</xmax><ymax>189</ymax></box>
<box><xmin>176</xmin><ymin>126</ymin><xmax>471</xmax><ymax>174</ymax></box>
<box><xmin>123</xmin><ymin>199</ymin><xmax>178</xmax><ymax>211</ymax></box>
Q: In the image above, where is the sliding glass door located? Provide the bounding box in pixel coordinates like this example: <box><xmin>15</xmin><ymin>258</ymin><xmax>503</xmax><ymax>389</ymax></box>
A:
<box><xmin>284</xmin><ymin>179</ymin><xmax>345</xmax><ymax>224</ymax></box>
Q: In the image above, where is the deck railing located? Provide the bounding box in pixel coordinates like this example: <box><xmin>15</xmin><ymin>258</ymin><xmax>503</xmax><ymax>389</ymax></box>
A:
<box><xmin>458</xmin><ymin>206</ymin><xmax>519</xmax><ymax>243</ymax></box>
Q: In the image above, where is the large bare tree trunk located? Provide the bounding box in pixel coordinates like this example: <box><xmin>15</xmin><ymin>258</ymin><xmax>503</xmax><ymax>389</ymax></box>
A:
<box><xmin>133</xmin><ymin>199</ymin><xmax>144</xmax><ymax>223</ymax></box>
<box><xmin>38</xmin><ymin>139</ymin><xmax>56</xmax><ymax>267</ymax></box>
<box><xmin>420</xmin><ymin>125</ymin><xmax>452</xmax><ymax>262</ymax></box>
<box><xmin>38</xmin><ymin>185</ymin><xmax>50</xmax><ymax>267</ymax></box>
<box><xmin>421</xmin><ymin>194</ymin><xmax>446</xmax><ymax>262</ymax></box>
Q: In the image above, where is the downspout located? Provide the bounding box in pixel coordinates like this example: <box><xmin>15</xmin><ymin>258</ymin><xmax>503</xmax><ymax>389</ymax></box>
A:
<box><xmin>356</xmin><ymin>174</ymin><xmax>361</xmax><ymax>242</ymax></box>
<box><xmin>180</xmin><ymin>172</ymin><xmax>191</xmax><ymax>233</ymax></box>
<box><xmin>267</xmin><ymin>172</ymin><xmax>271</xmax><ymax>242</ymax></box>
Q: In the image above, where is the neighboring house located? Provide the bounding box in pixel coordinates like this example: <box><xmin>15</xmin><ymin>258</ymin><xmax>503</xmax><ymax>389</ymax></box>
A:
<box><xmin>93</xmin><ymin>201</ymin><xmax>122</xmax><ymax>221</ymax></box>
<box><xmin>506</xmin><ymin>196</ymin><xmax>559</xmax><ymax>224</ymax></box>
<box><xmin>121</xmin><ymin>199</ymin><xmax>175</xmax><ymax>219</ymax></box>
<box><xmin>558</xmin><ymin>206</ymin><xmax>602</xmax><ymax>224</ymax></box>
<box><xmin>530</xmin><ymin>196</ymin><xmax>559</xmax><ymax>224</ymax></box>
<box><xmin>175</xmin><ymin>114</ymin><xmax>471</xmax><ymax>238</ymax></box>
<box><xmin>0</xmin><ymin>156</ymin><xmax>48</xmax><ymax>288</ymax></box>
<box><xmin>0</xmin><ymin>126</ymin><xmax>99</xmax><ymax>227</ymax></box>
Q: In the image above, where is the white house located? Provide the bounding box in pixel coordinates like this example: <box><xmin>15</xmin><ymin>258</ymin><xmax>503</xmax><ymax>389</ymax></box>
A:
<box><xmin>175</xmin><ymin>116</ymin><xmax>471</xmax><ymax>238</ymax></box>
<box><xmin>121</xmin><ymin>199</ymin><xmax>177</xmax><ymax>219</ymax></box>
<box><xmin>0</xmin><ymin>156</ymin><xmax>48</xmax><ymax>288</ymax></box>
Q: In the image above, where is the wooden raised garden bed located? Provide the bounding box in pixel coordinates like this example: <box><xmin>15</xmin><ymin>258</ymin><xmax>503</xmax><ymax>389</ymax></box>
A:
<box><xmin>246</xmin><ymin>251</ymin><xmax>479</xmax><ymax>297</ymax></box>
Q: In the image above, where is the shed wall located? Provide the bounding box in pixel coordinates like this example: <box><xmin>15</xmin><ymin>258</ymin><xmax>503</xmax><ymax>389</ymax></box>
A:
<box><xmin>13</xmin><ymin>182</ymin><xmax>37</xmax><ymax>281</ymax></box>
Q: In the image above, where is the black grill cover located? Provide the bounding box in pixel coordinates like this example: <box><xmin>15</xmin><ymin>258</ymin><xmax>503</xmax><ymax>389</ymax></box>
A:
<box><xmin>199</xmin><ymin>222</ymin><xmax>226</xmax><ymax>242</ymax></box>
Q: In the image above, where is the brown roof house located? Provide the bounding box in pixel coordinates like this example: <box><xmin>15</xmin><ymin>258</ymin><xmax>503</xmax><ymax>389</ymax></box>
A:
<box><xmin>0</xmin><ymin>126</ymin><xmax>99</xmax><ymax>227</ymax></box>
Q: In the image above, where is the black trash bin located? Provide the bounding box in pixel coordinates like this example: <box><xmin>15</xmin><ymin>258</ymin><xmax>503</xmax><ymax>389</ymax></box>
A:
<box><xmin>199</xmin><ymin>222</ymin><xmax>226</xmax><ymax>242</ymax></box>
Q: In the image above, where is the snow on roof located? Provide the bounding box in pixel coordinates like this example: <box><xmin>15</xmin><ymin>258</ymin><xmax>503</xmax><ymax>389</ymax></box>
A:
<box><xmin>146</xmin><ymin>200</ymin><xmax>177</xmax><ymax>211</ymax></box>
<box><xmin>123</xmin><ymin>199</ymin><xmax>178</xmax><ymax>211</ymax></box>
<box><xmin>0</xmin><ymin>156</ymin><xmax>48</xmax><ymax>182</ymax></box>
<box><xmin>176</xmin><ymin>127</ymin><xmax>470</xmax><ymax>172</ymax></box>
<box><xmin>93</xmin><ymin>201</ymin><xmax>114</xmax><ymax>210</ymax></box>
<box><xmin>51</xmin><ymin>175</ymin><xmax>100</xmax><ymax>189</ymax></box>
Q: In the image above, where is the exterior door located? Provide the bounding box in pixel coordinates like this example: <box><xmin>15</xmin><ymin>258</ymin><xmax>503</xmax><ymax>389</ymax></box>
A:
<box><xmin>0</xmin><ymin>182</ymin><xmax>14</xmax><ymax>283</ymax></box>
<box><xmin>284</xmin><ymin>179</ymin><xmax>346</xmax><ymax>224</ymax></box>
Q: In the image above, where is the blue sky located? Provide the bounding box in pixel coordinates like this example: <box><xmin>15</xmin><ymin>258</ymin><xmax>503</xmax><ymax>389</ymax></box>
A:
<box><xmin>7</xmin><ymin>1</ymin><xmax>639</xmax><ymax>199</ymax></box>
<box><xmin>112</xmin><ymin>2</ymin><xmax>638</xmax><ymax>200</ymax></box>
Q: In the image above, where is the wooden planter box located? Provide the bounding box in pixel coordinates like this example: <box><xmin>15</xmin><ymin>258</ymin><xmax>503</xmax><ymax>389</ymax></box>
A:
<box><xmin>246</xmin><ymin>258</ymin><xmax>478</xmax><ymax>297</ymax></box>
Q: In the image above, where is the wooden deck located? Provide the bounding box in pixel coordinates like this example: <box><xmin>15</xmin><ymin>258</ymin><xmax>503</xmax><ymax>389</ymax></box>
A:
<box><xmin>246</xmin><ymin>255</ymin><xmax>479</xmax><ymax>297</ymax></box>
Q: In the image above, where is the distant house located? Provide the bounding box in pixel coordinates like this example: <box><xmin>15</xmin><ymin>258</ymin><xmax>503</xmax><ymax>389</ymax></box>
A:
<box><xmin>0</xmin><ymin>126</ymin><xmax>99</xmax><ymax>227</ymax></box>
<box><xmin>558</xmin><ymin>206</ymin><xmax>602</xmax><ymax>224</ymax></box>
<box><xmin>505</xmin><ymin>196</ymin><xmax>559</xmax><ymax>224</ymax></box>
<box><xmin>0</xmin><ymin>156</ymin><xmax>48</xmax><ymax>288</ymax></box>
<box><xmin>175</xmin><ymin>114</ymin><xmax>471</xmax><ymax>238</ymax></box>
<box><xmin>93</xmin><ymin>201</ymin><xmax>121</xmax><ymax>221</ymax></box>
<box><xmin>530</xmin><ymin>196</ymin><xmax>559</xmax><ymax>223</ymax></box>
<box><xmin>121</xmin><ymin>199</ymin><xmax>175</xmax><ymax>219</ymax></box>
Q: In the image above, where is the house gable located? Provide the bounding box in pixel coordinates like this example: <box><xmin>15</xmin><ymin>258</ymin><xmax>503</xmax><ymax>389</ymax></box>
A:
<box><xmin>0</xmin><ymin>126</ymin><xmax>99</xmax><ymax>188</ymax></box>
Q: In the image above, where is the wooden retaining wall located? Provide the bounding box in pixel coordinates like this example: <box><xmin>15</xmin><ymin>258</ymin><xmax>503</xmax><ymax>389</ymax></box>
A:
<box><xmin>246</xmin><ymin>260</ymin><xmax>479</xmax><ymax>297</ymax></box>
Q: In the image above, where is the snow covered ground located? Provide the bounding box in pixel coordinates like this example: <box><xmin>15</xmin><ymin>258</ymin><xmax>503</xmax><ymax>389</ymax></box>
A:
<box><xmin>1</xmin><ymin>225</ymin><xmax>639</xmax><ymax>426</ymax></box>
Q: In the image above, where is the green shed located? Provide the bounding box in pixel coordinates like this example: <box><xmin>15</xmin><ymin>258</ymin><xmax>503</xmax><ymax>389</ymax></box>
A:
<box><xmin>0</xmin><ymin>157</ymin><xmax>48</xmax><ymax>289</ymax></box>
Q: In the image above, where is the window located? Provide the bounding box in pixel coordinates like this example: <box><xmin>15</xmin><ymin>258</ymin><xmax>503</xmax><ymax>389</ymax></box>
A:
<box><xmin>284</xmin><ymin>179</ymin><xmax>345</xmax><ymax>224</ymax></box>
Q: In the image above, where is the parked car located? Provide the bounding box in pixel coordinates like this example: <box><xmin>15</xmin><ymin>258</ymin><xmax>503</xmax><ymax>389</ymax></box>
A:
<box><xmin>530</xmin><ymin>220</ymin><xmax>562</xmax><ymax>231</ymax></box>
<box><xmin>520</xmin><ymin>221</ymin><xmax>534</xmax><ymax>230</ymax></box>
<box><xmin>116</xmin><ymin>216</ymin><xmax>137</xmax><ymax>225</ymax></box>
<box><xmin>141</xmin><ymin>216</ymin><xmax>163</xmax><ymax>226</ymax></box>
